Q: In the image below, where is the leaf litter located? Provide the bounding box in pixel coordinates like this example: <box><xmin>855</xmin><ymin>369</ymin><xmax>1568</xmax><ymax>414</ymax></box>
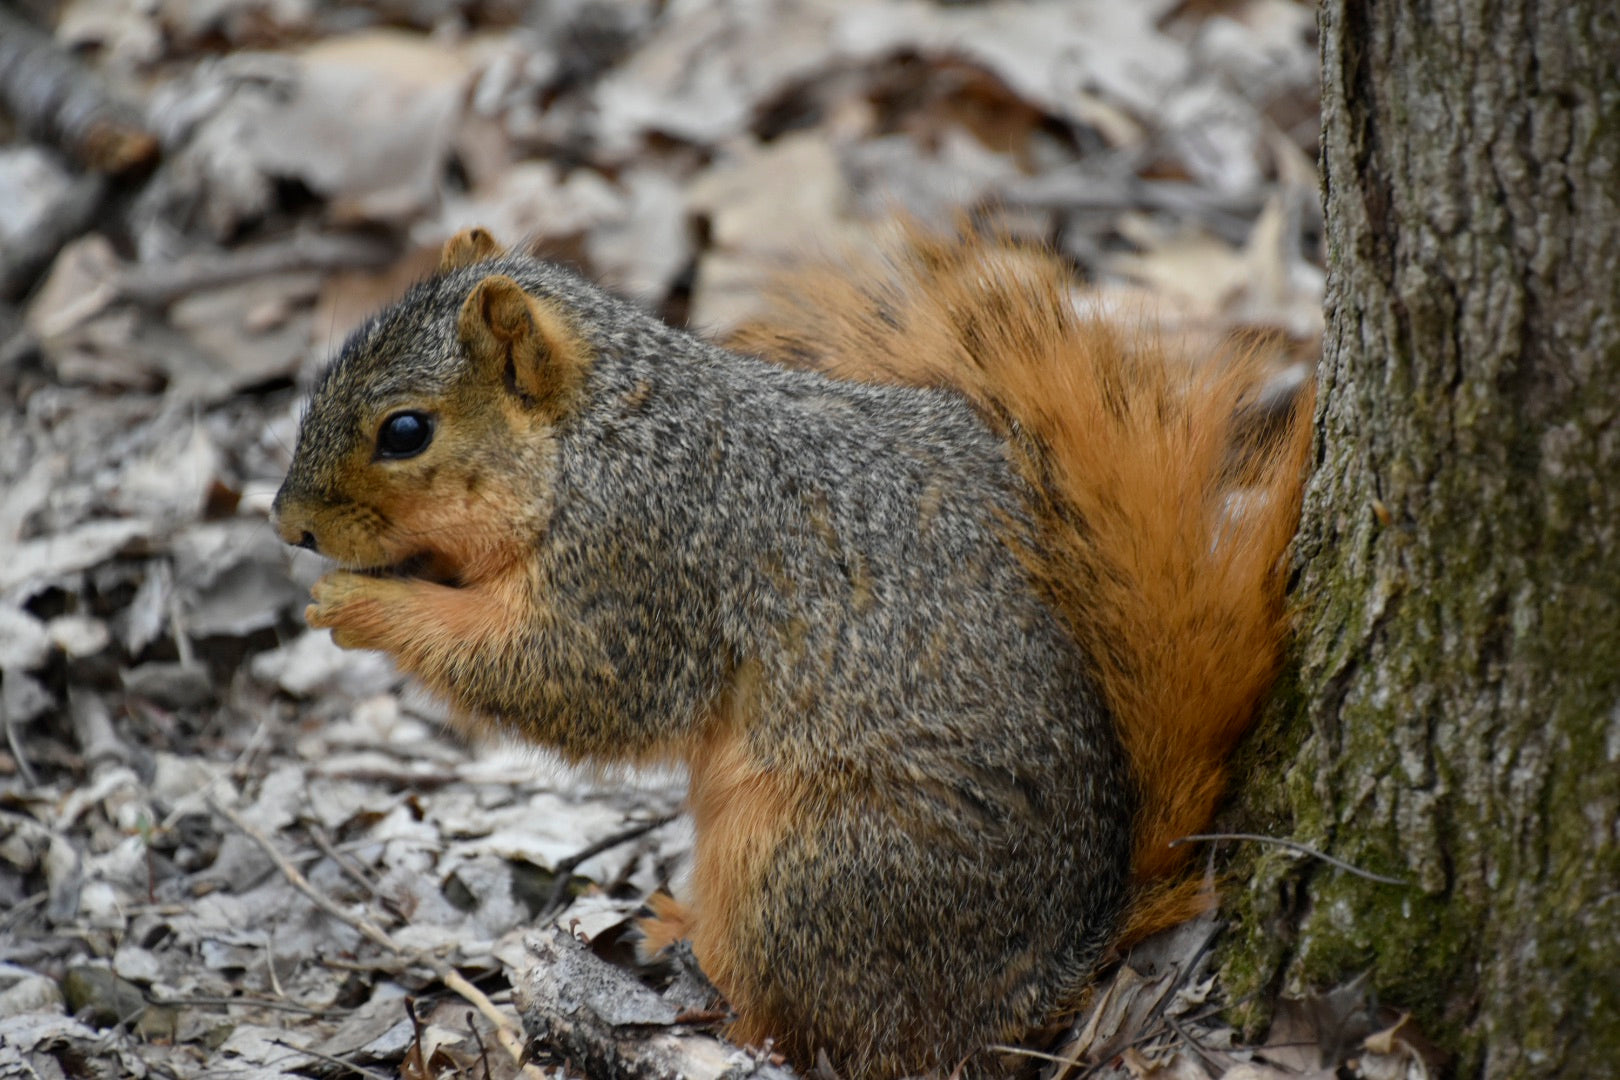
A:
<box><xmin>0</xmin><ymin>1</ymin><xmax>1410</xmax><ymax>1077</ymax></box>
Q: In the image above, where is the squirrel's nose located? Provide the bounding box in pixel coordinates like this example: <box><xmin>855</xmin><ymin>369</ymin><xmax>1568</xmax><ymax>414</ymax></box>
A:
<box><xmin>270</xmin><ymin>499</ymin><xmax>320</xmax><ymax>553</ymax></box>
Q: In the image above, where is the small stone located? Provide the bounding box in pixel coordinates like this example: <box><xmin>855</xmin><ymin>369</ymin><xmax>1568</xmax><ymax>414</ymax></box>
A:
<box><xmin>61</xmin><ymin>966</ymin><xmax>146</xmax><ymax>1028</ymax></box>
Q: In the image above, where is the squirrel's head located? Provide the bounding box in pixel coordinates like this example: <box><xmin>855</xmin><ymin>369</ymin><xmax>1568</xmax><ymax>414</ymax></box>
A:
<box><xmin>273</xmin><ymin>228</ymin><xmax>592</xmax><ymax>585</ymax></box>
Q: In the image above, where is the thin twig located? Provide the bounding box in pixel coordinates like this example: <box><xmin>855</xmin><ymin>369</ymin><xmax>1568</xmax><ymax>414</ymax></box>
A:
<box><xmin>2</xmin><ymin>697</ymin><xmax>39</xmax><ymax>788</ymax></box>
<box><xmin>149</xmin><ymin>994</ymin><xmax>350</xmax><ymax>1017</ymax></box>
<box><xmin>1039</xmin><ymin>917</ymin><xmax>1221</xmax><ymax>1080</ymax></box>
<box><xmin>404</xmin><ymin>997</ymin><xmax>428</xmax><ymax>1076</ymax></box>
<box><xmin>271</xmin><ymin>1037</ymin><xmax>392</xmax><ymax>1080</ymax></box>
<box><xmin>209</xmin><ymin>795</ymin><xmax>546</xmax><ymax>1079</ymax></box>
<box><xmin>1170</xmin><ymin>833</ymin><xmax>1410</xmax><ymax>886</ymax></box>
<box><xmin>0</xmin><ymin>733</ymin><xmax>38</xmax><ymax>789</ymax></box>
<box><xmin>1136</xmin><ymin>914</ymin><xmax>1222</xmax><ymax>1034</ymax></box>
<box><xmin>309</xmin><ymin>824</ymin><xmax>409</xmax><ymax>923</ymax></box>
<box><xmin>1163</xmin><ymin>1015</ymin><xmax>1222</xmax><ymax>1078</ymax></box>
<box><xmin>308</xmin><ymin>825</ymin><xmax>380</xmax><ymax>899</ymax></box>
<box><xmin>0</xmin><ymin>891</ymin><xmax>46</xmax><ymax>933</ymax></box>
<box><xmin>1086</xmin><ymin>998</ymin><xmax>1255</xmax><ymax>1080</ymax></box>
<box><xmin>467</xmin><ymin>1009</ymin><xmax>492</xmax><ymax>1080</ymax></box>
<box><xmin>672</xmin><ymin>1008</ymin><xmax>731</xmax><ymax>1025</ymax></box>
<box><xmin>541</xmin><ymin>813</ymin><xmax>678</xmax><ymax>917</ymax></box>
<box><xmin>989</xmin><ymin>1044</ymin><xmax>1084</xmax><ymax>1067</ymax></box>
<box><xmin>317</xmin><ymin>955</ymin><xmax>416</xmax><ymax>978</ymax></box>
<box><xmin>264</xmin><ymin>928</ymin><xmax>285</xmax><ymax>999</ymax></box>
<box><xmin>115</xmin><ymin>233</ymin><xmax>395</xmax><ymax>308</ymax></box>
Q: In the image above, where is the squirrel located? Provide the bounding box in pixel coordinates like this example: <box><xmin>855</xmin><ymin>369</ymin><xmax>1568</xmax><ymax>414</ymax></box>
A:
<box><xmin>272</xmin><ymin>225</ymin><xmax>1313</xmax><ymax>1079</ymax></box>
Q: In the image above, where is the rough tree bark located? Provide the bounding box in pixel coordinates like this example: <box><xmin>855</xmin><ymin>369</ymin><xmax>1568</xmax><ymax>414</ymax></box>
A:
<box><xmin>1223</xmin><ymin>2</ymin><xmax>1620</xmax><ymax>1077</ymax></box>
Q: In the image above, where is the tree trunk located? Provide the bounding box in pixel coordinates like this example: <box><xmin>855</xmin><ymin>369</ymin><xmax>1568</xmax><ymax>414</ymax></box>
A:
<box><xmin>1223</xmin><ymin>2</ymin><xmax>1620</xmax><ymax>1076</ymax></box>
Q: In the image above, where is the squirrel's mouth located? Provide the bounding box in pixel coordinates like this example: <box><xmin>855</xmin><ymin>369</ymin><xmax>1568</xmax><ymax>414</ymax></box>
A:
<box><xmin>353</xmin><ymin>552</ymin><xmax>461</xmax><ymax>587</ymax></box>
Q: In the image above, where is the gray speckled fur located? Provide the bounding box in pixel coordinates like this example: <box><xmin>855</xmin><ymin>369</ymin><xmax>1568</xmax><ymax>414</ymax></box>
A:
<box><xmin>288</xmin><ymin>256</ymin><xmax>1134</xmax><ymax>1075</ymax></box>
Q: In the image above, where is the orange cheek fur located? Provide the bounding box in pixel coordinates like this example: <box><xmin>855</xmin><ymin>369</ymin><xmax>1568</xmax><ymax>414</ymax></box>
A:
<box><xmin>367</xmin><ymin>473</ymin><xmax>534</xmax><ymax>585</ymax></box>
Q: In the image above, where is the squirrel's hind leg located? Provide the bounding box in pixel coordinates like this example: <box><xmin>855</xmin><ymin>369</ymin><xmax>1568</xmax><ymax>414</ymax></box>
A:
<box><xmin>635</xmin><ymin>892</ymin><xmax>694</xmax><ymax>961</ymax></box>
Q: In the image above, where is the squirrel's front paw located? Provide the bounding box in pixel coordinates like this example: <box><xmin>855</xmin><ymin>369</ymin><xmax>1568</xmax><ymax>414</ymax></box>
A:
<box><xmin>306</xmin><ymin>571</ymin><xmax>402</xmax><ymax>651</ymax></box>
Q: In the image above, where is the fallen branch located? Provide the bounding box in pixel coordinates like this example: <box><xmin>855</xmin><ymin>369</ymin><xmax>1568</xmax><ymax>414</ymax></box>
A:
<box><xmin>115</xmin><ymin>232</ymin><xmax>396</xmax><ymax>308</ymax></box>
<box><xmin>0</xmin><ymin>9</ymin><xmax>158</xmax><ymax>173</ymax></box>
<box><xmin>0</xmin><ymin>168</ymin><xmax>106</xmax><ymax>301</ymax></box>
<box><xmin>1004</xmin><ymin>168</ymin><xmax>1290</xmax><ymax>244</ymax></box>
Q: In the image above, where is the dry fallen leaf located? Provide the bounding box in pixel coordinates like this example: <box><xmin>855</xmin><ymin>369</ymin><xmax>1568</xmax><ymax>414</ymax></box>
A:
<box><xmin>686</xmin><ymin>133</ymin><xmax>869</xmax><ymax>331</ymax></box>
<box><xmin>1120</xmin><ymin>1046</ymin><xmax>1210</xmax><ymax>1079</ymax></box>
<box><xmin>592</xmin><ymin>0</ymin><xmax>846</xmax><ymax>157</ymax></box>
<box><xmin>1110</xmin><ymin>214</ymin><xmax>1252</xmax><ymax>320</ymax></box>
<box><xmin>266</xmin><ymin>31</ymin><xmax>472</xmax><ymax>223</ymax></box>
<box><xmin>1</xmin><ymin>519</ymin><xmax>151</xmax><ymax>598</ymax></box>
<box><xmin>25</xmin><ymin>233</ymin><xmax>122</xmax><ymax>340</ymax></box>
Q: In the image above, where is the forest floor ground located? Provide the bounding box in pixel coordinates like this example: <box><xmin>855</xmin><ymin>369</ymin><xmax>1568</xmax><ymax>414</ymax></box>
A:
<box><xmin>0</xmin><ymin>2</ymin><xmax>1429</xmax><ymax>1077</ymax></box>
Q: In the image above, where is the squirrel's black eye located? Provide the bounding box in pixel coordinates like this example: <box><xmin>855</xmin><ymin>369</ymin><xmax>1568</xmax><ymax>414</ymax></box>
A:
<box><xmin>376</xmin><ymin>411</ymin><xmax>433</xmax><ymax>459</ymax></box>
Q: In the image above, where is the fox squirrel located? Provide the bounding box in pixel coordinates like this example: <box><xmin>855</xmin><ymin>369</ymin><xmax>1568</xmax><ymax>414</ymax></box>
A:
<box><xmin>273</xmin><ymin>225</ymin><xmax>1313</xmax><ymax>1079</ymax></box>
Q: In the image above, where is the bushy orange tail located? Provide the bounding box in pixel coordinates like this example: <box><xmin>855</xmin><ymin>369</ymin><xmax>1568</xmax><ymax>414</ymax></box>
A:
<box><xmin>731</xmin><ymin>228</ymin><xmax>1314</xmax><ymax>936</ymax></box>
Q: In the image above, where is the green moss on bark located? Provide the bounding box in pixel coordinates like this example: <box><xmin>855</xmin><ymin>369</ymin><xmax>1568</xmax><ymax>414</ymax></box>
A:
<box><xmin>1218</xmin><ymin>2</ymin><xmax>1620</xmax><ymax>1073</ymax></box>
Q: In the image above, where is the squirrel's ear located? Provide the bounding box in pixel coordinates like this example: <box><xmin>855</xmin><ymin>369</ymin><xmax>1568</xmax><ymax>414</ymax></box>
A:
<box><xmin>458</xmin><ymin>275</ymin><xmax>589</xmax><ymax>417</ymax></box>
<box><xmin>439</xmin><ymin>227</ymin><xmax>506</xmax><ymax>272</ymax></box>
